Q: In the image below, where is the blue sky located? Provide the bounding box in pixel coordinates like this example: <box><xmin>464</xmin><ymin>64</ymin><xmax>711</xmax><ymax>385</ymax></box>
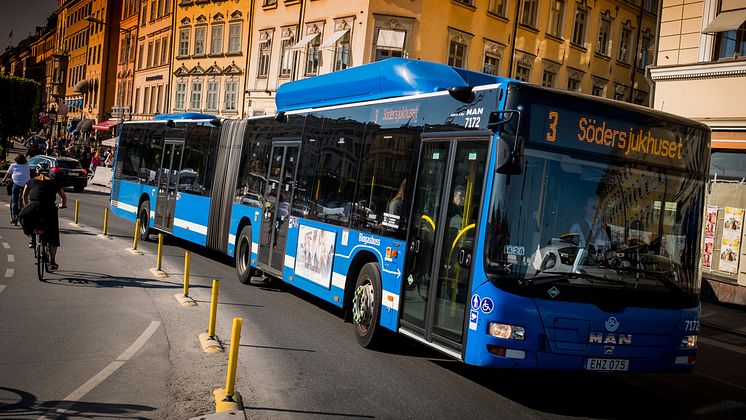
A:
<box><xmin>1</xmin><ymin>1</ymin><xmax>57</xmax><ymax>52</ymax></box>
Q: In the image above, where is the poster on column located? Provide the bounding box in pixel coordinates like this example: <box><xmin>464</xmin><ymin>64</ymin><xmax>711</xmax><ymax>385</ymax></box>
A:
<box><xmin>719</xmin><ymin>207</ymin><xmax>744</xmax><ymax>274</ymax></box>
<box><xmin>703</xmin><ymin>237</ymin><xmax>714</xmax><ymax>268</ymax></box>
<box><xmin>705</xmin><ymin>205</ymin><xmax>718</xmax><ymax>238</ymax></box>
<box><xmin>295</xmin><ymin>225</ymin><xmax>336</xmax><ymax>288</ymax></box>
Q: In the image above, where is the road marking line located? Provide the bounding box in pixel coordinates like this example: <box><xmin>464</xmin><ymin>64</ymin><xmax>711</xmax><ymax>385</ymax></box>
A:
<box><xmin>5</xmin><ymin>269</ymin><xmax>13</xmax><ymax>278</ymax></box>
<box><xmin>7</xmin><ymin>254</ymin><xmax>14</xmax><ymax>263</ymax></box>
<box><xmin>37</xmin><ymin>321</ymin><xmax>161</xmax><ymax>420</ymax></box>
<box><xmin>2</xmin><ymin>242</ymin><xmax>9</xmax><ymax>249</ymax></box>
<box><xmin>695</xmin><ymin>371</ymin><xmax>746</xmax><ymax>393</ymax></box>
<box><xmin>699</xmin><ymin>336</ymin><xmax>746</xmax><ymax>356</ymax></box>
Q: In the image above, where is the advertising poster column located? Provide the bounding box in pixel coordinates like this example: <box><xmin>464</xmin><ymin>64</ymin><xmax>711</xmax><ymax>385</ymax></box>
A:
<box><xmin>703</xmin><ymin>205</ymin><xmax>717</xmax><ymax>268</ymax></box>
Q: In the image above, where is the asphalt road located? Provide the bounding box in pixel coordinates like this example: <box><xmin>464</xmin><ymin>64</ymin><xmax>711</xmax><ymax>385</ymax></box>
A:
<box><xmin>1</xmin><ymin>188</ymin><xmax>745</xmax><ymax>419</ymax></box>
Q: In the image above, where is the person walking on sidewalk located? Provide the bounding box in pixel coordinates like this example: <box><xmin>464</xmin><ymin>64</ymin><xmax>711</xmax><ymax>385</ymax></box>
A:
<box><xmin>1</xmin><ymin>154</ymin><xmax>31</xmax><ymax>225</ymax></box>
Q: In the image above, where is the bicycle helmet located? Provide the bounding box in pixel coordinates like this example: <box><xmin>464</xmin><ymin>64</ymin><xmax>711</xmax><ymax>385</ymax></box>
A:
<box><xmin>36</xmin><ymin>161</ymin><xmax>51</xmax><ymax>175</ymax></box>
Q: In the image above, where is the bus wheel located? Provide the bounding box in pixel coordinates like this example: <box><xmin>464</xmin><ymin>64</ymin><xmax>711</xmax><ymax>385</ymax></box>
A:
<box><xmin>236</xmin><ymin>226</ymin><xmax>257</xmax><ymax>284</ymax></box>
<box><xmin>352</xmin><ymin>262</ymin><xmax>382</xmax><ymax>348</ymax></box>
<box><xmin>137</xmin><ymin>201</ymin><xmax>151</xmax><ymax>241</ymax></box>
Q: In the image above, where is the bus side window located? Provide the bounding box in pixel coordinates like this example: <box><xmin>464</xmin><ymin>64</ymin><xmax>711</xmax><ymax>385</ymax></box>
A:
<box><xmin>354</xmin><ymin>128</ymin><xmax>418</xmax><ymax>238</ymax></box>
<box><xmin>235</xmin><ymin>119</ymin><xmax>272</xmax><ymax>207</ymax></box>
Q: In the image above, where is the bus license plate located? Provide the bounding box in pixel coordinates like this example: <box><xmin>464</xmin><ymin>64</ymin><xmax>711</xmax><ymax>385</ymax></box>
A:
<box><xmin>586</xmin><ymin>358</ymin><xmax>629</xmax><ymax>371</ymax></box>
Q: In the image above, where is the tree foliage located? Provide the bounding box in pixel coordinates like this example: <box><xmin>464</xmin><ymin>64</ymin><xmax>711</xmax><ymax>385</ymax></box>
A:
<box><xmin>0</xmin><ymin>73</ymin><xmax>40</xmax><ymax>159</ymax></box>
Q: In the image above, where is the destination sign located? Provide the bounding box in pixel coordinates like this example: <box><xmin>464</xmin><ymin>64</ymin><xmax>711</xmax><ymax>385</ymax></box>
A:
<box><xmin>526</xmin><ymin>102</ymin><xmax>703</xmax><ymax>172</ymax></box>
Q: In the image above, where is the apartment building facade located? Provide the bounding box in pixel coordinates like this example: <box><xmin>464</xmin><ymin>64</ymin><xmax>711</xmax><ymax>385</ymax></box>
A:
<box><xmin>244</xmin><ymin>0</ymin><xmax>660</xmax><ymax>117</ymax></box>
<box><xmin>650</xmin><ymin>0</ymin><xmax>746</xmax><ymax>305</ymax></box>
<box><xmin>112</xmin><ymin>0</ymin><xmax>140</xmax><ymax>121</ymax></box>
<box><xmin>170</xmin><ymin>0</ymin><xmax>252</xmax><ymax>118</ymax></box>
<box><xmin>132</xmin><ymin>0</ymin><xmax>175</xmax><ymax>120</ymax></box>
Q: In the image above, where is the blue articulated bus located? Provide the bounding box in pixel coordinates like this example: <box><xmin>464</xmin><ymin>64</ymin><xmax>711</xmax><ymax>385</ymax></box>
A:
<box><xmin>110</xmin><ymin>58</ymin><xmax>710</xmax><ymax>371</ymax></box>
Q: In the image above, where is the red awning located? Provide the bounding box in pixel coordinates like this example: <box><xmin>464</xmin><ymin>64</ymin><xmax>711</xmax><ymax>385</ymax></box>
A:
<box><xmin>92</xmin><ymin>120</ymin><xmax>122</xmax><ymax>131</ymax></box>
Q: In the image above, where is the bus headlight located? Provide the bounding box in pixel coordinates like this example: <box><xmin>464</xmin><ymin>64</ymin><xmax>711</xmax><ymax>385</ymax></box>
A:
<box><xmin>680</xmin><ymin>335</ymin><xmax>697</xmax><ymax>349</ymax></box>
<box><xmin>488</xmin><ymin>322</ymin><xmax>525</xmax><ymax>340</ymax></box>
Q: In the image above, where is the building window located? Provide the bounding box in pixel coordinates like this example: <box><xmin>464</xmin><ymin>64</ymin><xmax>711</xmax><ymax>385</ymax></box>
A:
<box><xmin>334</xmin><ymin>31</ymin><xmax>351</xmax><ymax>71</ymax></box>
<box><xmin>483</xmin><ymin>53</ymin><xmax>499</xmax><ymax>75</ymax></box>
<box><xmin>228</xmin><ymin>23</ymin><xmax>242</xmax><ymax>53</ymax></box>
<box><xmin>448</xmin><ymin>38</ymin><xmax>467</xmax><ymax>68</ymax></box>
<box><xmin>305</xmin><ymin>34</ymin><xmax>321</xmax><ymax>76</ymax></box>
<box><xmin>154</xmin><ymin>39</ymin><xmax>161</xmax><ymax>66</ymax></box>
<box><xmin>144</xmin><ymin>86</ymin><xmax>151</xmax><ymax>114</ymax></box>
<box><xmin>190</xmin><ymin>81</ymin><xmax>202</xmax><ymax>109</ymax></box>
<box><xmin>644</xmin><ymin>0</ymin><xmax>658</xmax><ymax>13</ymax></box>
<box><xmin>210</xmin><ymin>25</ymin><xmax>223</xmax><ymax>55</ymax></box>
<box><xmin>224</xmin><ymin>80</ymin><xmax>237</xmax><ymax>111</ymax></box>
<box><xmin>618</xmin><ymin>24</ymin><xmax>632</xmax><ymax>64</ymax></box>
<box><xmin>614</xmin><ymin>83</ymin><xmax>627</xmax><ymax>101</ymax></box>
<box><xmin>138</xmin><ymin>44</ymin><xmax>144</xmax><ymax>69</ymax></box>
<box><xmin>638</xmin><ymin>31</ymin><xmax>652</xmax><ymax>68</ymax></box>
<box><xmin>206</xmin><ymin>81</ymin><xmax>219</xmax><ymax>110</ymax></box>
<box><xmin>134</xmin><ymin>88</ymin><xmax>140</xmax><ymax>114</ymax></box>
<box><xmin>596</xmin><ymin>14</ymin><xmax>612</xmax><ymax>56</ymax></box>
<box><xmin>592</xmin><ymin>79</ymin><xmax>607</xmax><ymax>97</ymax></box>
<box><xmin>179</xmin><ymin>29</ymin><xmax>190</xmax><ymax>56</ymax></box>
<box><xmin>257</xmin><ymin>40</ymin><xmax>271</xmax><ymax>78</ymax></box>
<box><xmin>515</xmin><ymin>64</ymin><xmax>531</xmax><ymax>82</ymax></box>
<box><xmin>375</xmin><ymin>29</ymin><xmax>406</xmax><ymax>61</ymax></box>
<box><xmin>279</xmin><ymin>38</ymin><xmax>295</xmax><ymax>78</ymax></box>
<box><xmin>542</xmin><ymin>69</ymin><xmax>556</xmax><ymax>87</ymax></box>
<box><xmin>567</xmin><ymin>74</ymin><xmax>582</xmax><ymax>92</ymax></box>
<box><xmin>488</xmin><ymin>0</ymin><xmax>507</xmax><ymax>17</ymax></box>
<box><xmin>521</xmin><ymin>0</ymin><xmax>539</xmax><ymax>27</ymax></box>
<box><xmin>147</xmin><ymin>41</ymin><xmax>154</xmax><ymax>68</ymax></box>
<box><xmin>547</xmin><ymin>0</ymin><xmax>565</xmax><ymax>38</ymax></box>
<box><xmin>161</xmin><ymin>38</ymin><xmax>169</xmax><ymax>64</ymax></box>
<box><xmin>175</xmin><ymin>82</ymin><xmax>186</xmax><ymax>109</ymax></box>
<box><xmin>194</xmin><ymin>27</ymin><xmax>206</xmax><ymax>56</ymax></box>
<box><xmin>572</xmin><ymin>7</ymin><xmax>587</xmax><ymax>46</ymax></box>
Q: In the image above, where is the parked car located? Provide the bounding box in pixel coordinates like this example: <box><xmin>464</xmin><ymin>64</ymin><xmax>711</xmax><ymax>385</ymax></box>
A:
<box><xmin>27</xmin><ymin>155</ymin><xmax>88</xmax><ymax>192</ymax></box>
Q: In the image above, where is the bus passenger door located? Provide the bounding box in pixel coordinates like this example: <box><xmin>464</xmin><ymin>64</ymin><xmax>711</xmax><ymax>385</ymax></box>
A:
<box><xmin>400</xmin><ymin>135</ymin><xmax>489</xmax><ymax>354</ymax></box>
<box><xmin>258</xmin><ymin>141</ymin><xmax>301</xmax><ymax>276</ymax></box>
<box><xmin>154</xmin><ymin>139</ymin><xmax>185</xmax><ymax>232</ymax></box>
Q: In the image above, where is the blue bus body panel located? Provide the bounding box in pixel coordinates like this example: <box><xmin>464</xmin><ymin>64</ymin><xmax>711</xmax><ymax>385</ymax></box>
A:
<box><xmin>153</xmin><ymin>112</ymin><xmax>217</xmax><ymax>120</ymax></box>
<box><xmin>277</xmin><ymin>58</ymin><xmax>498</xmax><ymax>112</ymax></box>
<box><xmin>281</xmin><ymin>217</ymin><xmax>405</xmax><ymax>332</ymax></box>
<box><xmin>172</xmin><ymin>193</ymin><xmax>211</xmax><ymax>246</ymax></box>
<box><xmin>227</xmin><ymin>203</ymin><xmax>263</xmax><ymax>267</ymax></box>
<box><xmin>110</xmin><ymin>179</ymin><xmax>156</xmax><ymax>225</ymax></box>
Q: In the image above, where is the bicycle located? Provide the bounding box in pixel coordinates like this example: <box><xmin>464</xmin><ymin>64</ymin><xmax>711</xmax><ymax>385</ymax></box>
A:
<box><xmin>33</xmin><ymin>228</ymin><xmax>50</xmax><ymax>281</ymax></box>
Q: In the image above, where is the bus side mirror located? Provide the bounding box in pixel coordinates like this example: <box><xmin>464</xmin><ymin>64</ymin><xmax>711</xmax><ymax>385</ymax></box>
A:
<box><xmin>495</xmin><ymin>135</ymin><xmax>523</xmax><ymax>175</ymax></box>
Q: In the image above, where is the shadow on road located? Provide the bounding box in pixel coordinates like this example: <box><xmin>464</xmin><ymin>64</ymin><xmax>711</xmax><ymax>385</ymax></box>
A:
<box><xmin>0</xmin><ymin>386</ymin><xmax>155</xmax><ymax>419</ymax></box>
<box><xmin>38</xmin><ymin>269</ymin><xmax>210</xmax><ymax>290</ymax></box>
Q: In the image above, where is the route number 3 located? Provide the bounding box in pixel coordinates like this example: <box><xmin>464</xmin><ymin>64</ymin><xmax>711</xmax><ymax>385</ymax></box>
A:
<box><xmin>545</xmin><ymin>111</ymin><xmax>559</xmax><ymax>142</ymax></box>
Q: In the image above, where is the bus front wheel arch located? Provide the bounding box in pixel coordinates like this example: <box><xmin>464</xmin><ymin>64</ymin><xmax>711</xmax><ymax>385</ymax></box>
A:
<box><xmin>352</xmin><ymin>262</ymin><xmax>383</xmax><ymax>348</ymax></box>
<box><xmin>236</xmin><ymin>225</ymin><xmax>258</xmax><ymax>285</ymax></box>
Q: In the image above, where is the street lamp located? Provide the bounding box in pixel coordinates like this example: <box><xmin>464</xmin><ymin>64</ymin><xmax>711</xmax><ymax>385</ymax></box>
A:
<box><xmin>85</xmin><ymin>17</ymin><xmax>136</xmax><ymax>121</ymax></box>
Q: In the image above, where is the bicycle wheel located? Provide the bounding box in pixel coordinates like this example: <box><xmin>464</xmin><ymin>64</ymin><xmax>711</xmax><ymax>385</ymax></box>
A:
<box><xmin>36</xmin><ymin>244</ymin><xmax>44</xmax><ymax>280</ymax></box>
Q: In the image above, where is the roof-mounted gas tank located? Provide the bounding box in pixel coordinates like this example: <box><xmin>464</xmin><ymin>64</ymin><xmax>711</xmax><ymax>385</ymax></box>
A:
<box><xmin>275</xmin><ymin>58</ymin><xmax>505</xmax><ymax>112</ymax></box>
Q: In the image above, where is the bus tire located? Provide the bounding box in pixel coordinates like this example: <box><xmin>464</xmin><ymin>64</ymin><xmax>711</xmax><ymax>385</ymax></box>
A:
<box><xmin>352</xmin><ymin>262</ymin><xmax>382</xmax><ymax>348</ymax></box>
<box><xmin>138</xmin><ymin>201</ymin><xmax>151</xmax><ymax>241</ymax></box>
<box><xmin>236</xmin><ymin>226</ymin><xmax>257</xmax><ymax>285</ymax></box>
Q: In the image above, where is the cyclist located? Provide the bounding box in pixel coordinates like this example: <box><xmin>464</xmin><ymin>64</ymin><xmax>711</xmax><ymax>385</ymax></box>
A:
<box><xmin>1</xmin><ymin>154</ymin><xmax>31</xmax><ymax>225</ymax></box>
<box><xmin>19</xmin><ymin>162</ymin><xmax>67</xmax><ymax>270</ymax></box>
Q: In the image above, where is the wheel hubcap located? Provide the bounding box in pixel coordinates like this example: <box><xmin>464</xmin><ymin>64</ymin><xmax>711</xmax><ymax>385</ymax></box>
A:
<box><xmin>352</xmin><ymin>280</ymin><xmax>374</xmax><ymax>333</ymax></box>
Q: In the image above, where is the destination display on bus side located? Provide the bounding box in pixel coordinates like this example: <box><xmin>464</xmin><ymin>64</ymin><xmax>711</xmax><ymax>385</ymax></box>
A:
<box><xmin>526</xmin><ymin>103</ymin><xmax>701</xmax><ymax>172</ymax></box>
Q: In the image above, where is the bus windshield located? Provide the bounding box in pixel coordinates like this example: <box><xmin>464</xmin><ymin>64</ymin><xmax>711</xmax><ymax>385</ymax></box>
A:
<box><xmin>484</xmin><ymin>150</ymin><xmax>704</xmax><ymax>308</ymax></box>
<box><xmin>483</xmin><ymin>86</ymin><xmax>709</xmax><ymax>309</ymax></box>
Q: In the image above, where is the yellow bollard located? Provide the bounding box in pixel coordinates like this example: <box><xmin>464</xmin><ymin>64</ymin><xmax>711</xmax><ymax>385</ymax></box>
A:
<box><xmin>156</xmin><ymin>233</ymin><xmax>164</xmax><ymax>271</ymax></box>
<box><xmin>74</xmin><ymin>199</ymin><xmax>80</xmax><ymax>224</ymax></box>
<box><xmin>208</xmin><ymin>278</ymin><xmax>220</xmax><ymax>338</ymax></box>
<box><xmin>183</xmin><ymin>251</ymin><xmax>190</xmax><ymax>297</ymax></box>
<box><xmin>224</xmin><ymin>317</ymin><xmax>243</xmax><ymax>399</ymax></box>
<box><xmin>103</xmin><ymin>207</ymin><xmax>109</xmax><ymax>236</ymax></box>
<box><xmin>133</xmin><ymin>218</ymin><xmax>140</xmax><ymax>250</ymax></box>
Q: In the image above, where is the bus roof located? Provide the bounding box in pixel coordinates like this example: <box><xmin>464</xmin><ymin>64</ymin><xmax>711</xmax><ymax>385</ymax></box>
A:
<box><xmin>276</xmin><ymin>58</ymin><xmax>516</xmax><ymax>112</ymax></box>
<box><xmin>153</xmin><ymin>112</ymin><xmax>218</xmax><ymax>121</ymax></box>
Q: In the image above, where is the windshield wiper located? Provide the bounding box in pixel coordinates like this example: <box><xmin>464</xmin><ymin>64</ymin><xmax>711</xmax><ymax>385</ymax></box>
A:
<box><xmin>613</xmin><ymin>266</ymin><xmax>685</xmax><ymax>292</ymax></box>
<box><xmin>519</xmin><ymin>271</ymin><xmax>626</xmax><ymax>287</ymax></box>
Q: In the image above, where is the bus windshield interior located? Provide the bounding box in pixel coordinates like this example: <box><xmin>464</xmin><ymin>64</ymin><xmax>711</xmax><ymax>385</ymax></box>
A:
<box><xmin>484</xmin><ymin>148</ymin><xmax>704</xmax><ymax>308</ymax></box>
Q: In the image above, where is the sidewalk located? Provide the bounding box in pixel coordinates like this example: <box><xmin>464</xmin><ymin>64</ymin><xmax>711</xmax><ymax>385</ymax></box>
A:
<box><xmin>701</xmin><ymin>301</ymin><xmax>746</xmax><ymax>335</ymax></box>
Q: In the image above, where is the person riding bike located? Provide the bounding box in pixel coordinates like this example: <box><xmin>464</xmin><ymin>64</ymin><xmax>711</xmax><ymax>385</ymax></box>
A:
<box><xmin>19</xmin><ymin>162</ymin><xmax>67</xmax><ymax>270</ymax></box>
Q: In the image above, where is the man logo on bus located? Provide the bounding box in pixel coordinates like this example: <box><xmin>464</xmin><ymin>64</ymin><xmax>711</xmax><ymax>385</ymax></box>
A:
<box><xmin>605</xmin><ymin>316</ymin><xmax>619</xmax><ymax>332</ymax></box>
